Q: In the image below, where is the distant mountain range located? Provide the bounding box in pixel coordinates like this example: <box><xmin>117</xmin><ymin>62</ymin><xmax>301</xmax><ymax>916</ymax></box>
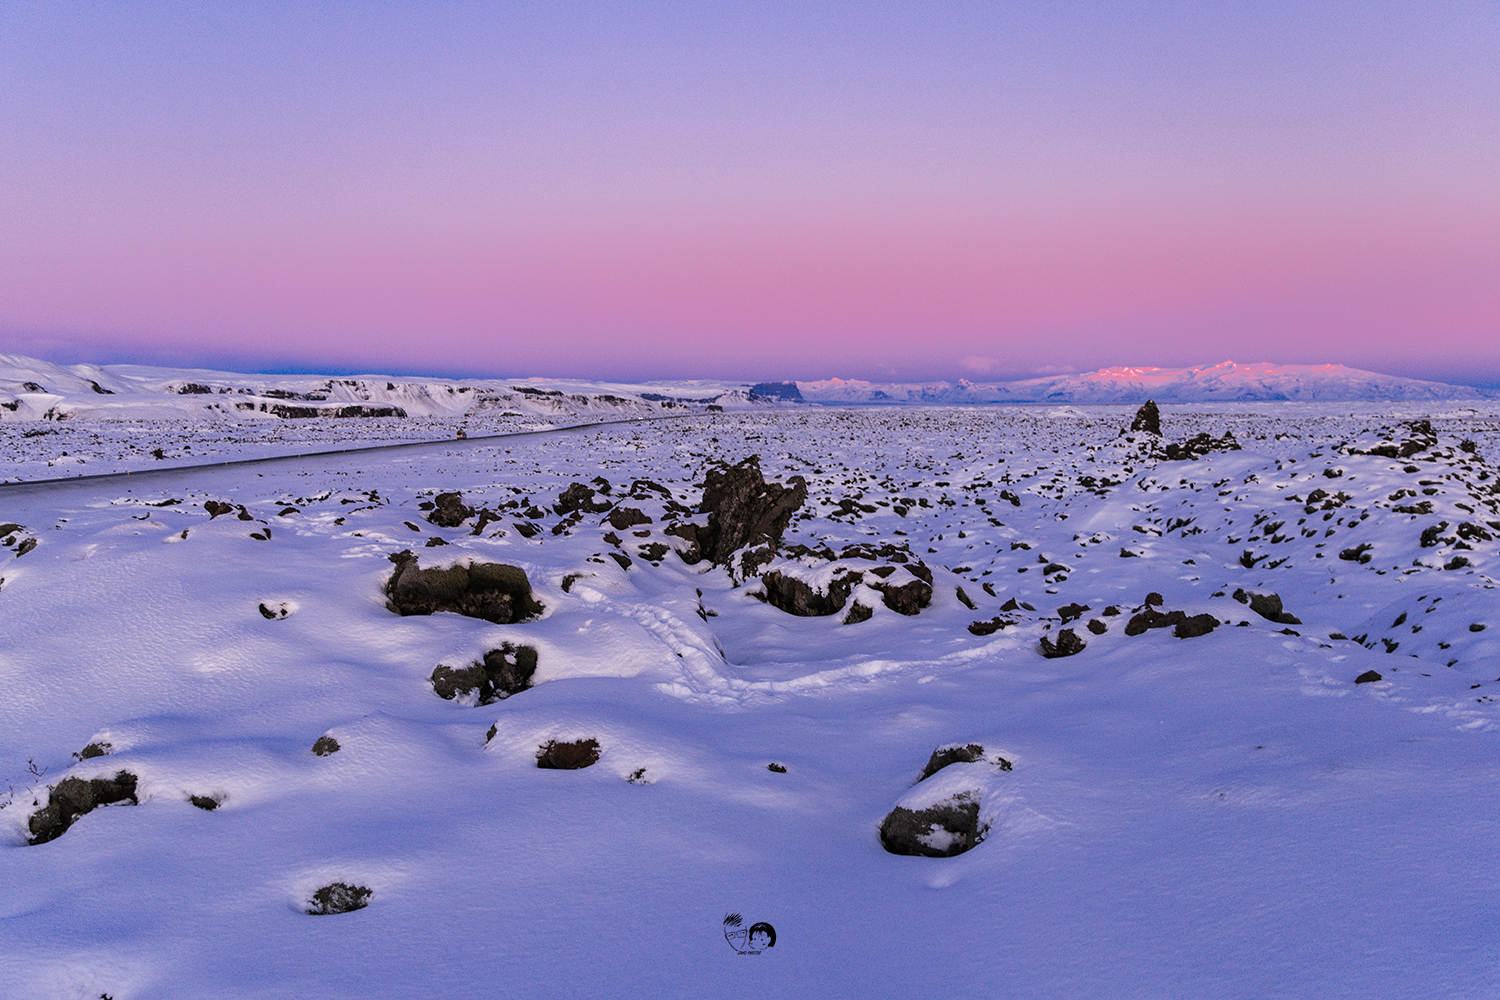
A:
<box><xmin>0</xmin><ymin>356</ymin><xmax>1490</xmax><ymax>422</ymax></box>
<box><xmin>792</xmin><ymin>362</ymin><xmax>1494</xmax><ymax>404</ymax></box>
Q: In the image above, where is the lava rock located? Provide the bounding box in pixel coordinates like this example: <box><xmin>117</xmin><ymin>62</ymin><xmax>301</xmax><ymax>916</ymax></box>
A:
<box><xmin>385</xmin><ymin>550</ymin><xmax>543</xmax><ymax>624</ymax></box>
<box><xmin>759</xmin><ymin>569</ymin><xmax>854</xmax><ymax>616</ymax></box>
<box><xmin>426</xmin><ymin>491</ymin><xmax>475</xmax><ymax>528</ymax></box>
<box><xmin>430</xmin><ymin>643</ymin><xmax>539</xmax><ymax>704</ymax></box>
<box><xmin>1125</xmin><ymin>608</ymin><xmax>1188</xmax><ymax>636</ymax></box>
<box><xmin>1173</xmin><ymin>613</ymin><xmax>1219</xmax><ymax>638</ymax></box>
<box><xmin>307</xmin><ymin>883</ymin><xmax>372</xmax><ymax>915</ymax></box>
<box><xmin>968</xmin><ymin>617</ymin><xmax>1012</xmax><ymax>636</ymax></box>
<box><xmin>1232</xmin><ymin>589</ymin><xmax>1302</xmax><ymax>624</ymax></box>
<box><xmin>1039</xmin><ymin>628</ymin><xmax>1086</xmax><ymax>658</ymax></box>
<box><xmin>1162</xmin><ymin>432</ymin><xmax>1241</xmax><ymax>461</ymax></box>
<box><xmin>554</xmin><ymin>483</ymin><xmax>612</xmax><ymax>516</ymax></box>
<box><xmin>606</xmin><ymin>507</ymin><xmax>651</xmax><ymax>530</ymax></box>
<box><xmin>694</xmin><ymin>456</ymin><xmax>807</xmax><ymax>567</ymax></box>
<box><xmin>1130</xmin><ymin>400</ymin><xmax>1162</xmax><ymax>436</ymax></box>
<box><xmin>919</xmin><ymin>744</ymin><xmax>985</xmax><ymax>780</ymax></box>
<box><xmin>27</xmin><ymin>772</ymin><xmax>139</xmax><ymax>845</ymax></box>
<box><xmin>311</xmin><ymin>736</ymin><xmax>340</xmax><ymax>756</ymax></box>
<box><xmin>536</xmin><ymin>738</ymin><xmax>601</xmax><ymax>770</ymax></box>
<box><xmin>879</xmin><ymin>794</ymin><xmax>986</xmax><ymax>858</ymax></box>
<box><xmin>1355</xmin><ymin>670</ymin><xmax>1383</xmax><ymax>684</ymax></box>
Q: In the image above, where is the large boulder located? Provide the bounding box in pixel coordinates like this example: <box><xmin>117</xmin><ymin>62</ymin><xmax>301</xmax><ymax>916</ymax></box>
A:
<box><xmin>879</xmin><ymin>793</ymin><xmax>985</xmax><ymax>858</ymax></box>
<box><xmin>385</xmin><ymin>551</ymin><xmax>543</xmax><ymax>624</ymax></box>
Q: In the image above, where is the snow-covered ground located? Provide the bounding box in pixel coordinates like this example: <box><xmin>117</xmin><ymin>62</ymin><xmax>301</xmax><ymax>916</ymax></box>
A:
<box><xmin>2</xmin><ymin>403</ymin><xmax>1498</xmax><ymax>999</ymax></box>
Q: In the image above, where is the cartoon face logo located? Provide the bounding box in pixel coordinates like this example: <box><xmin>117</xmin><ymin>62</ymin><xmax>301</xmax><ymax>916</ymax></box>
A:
<box><xmin>723</xmin><ymin>913</ymin><xmax>777</xmax><ymax>954</ymax></box>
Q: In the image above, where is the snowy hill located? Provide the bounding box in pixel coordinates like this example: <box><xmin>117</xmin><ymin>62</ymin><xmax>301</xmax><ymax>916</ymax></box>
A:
<box><xmin>797</xmin><ymin>361</ymin><xmax>1491</xmax><ymax>404</ymax></box>
<box><xmin>0</xmin><ymin>354</ymin><xmax>766</xmax><ymax>424</ymax></box>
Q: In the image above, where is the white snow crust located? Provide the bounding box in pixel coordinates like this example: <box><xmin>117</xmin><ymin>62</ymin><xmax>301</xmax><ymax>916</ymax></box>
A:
<box><xmin>1</xmin><ymin>402</ymin><xmax>1498</xmax><ymax>998</ymax></box>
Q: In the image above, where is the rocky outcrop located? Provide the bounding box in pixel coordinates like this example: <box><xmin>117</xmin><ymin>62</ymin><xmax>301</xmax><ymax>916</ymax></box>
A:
<box><xmin>385</xmin><ymin>551</ymin><xmax>543</xmax><ymax>624</ymax></box>
<box><xmin>694</xmin><ymin>457</ymin><xmax>807</xmax><ymax>567</ymax></box>
<box><xmin>1130</xmin><ymin>400</ymin><xmax>1161</xmax><ymax>435</ymax></box>
<box><xmin>27</xmin><ymin>772</ymin><xmax>139</xmax><ymax>844</ymax></box>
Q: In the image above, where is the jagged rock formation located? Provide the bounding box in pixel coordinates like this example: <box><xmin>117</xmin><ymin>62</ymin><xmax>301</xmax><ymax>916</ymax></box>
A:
<box><xmin>1130</xmin><ymin>400</ymin><xmax>1161</xmax><ymax>435</ymax></box>
<box><xmin>692</xmin><ymin>457</ymin><xmax>808</xmax><ymax>568</ymax></box>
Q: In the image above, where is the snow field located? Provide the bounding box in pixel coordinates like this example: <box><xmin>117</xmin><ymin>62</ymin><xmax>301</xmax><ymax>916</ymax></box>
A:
<box><xmin>0</xmin><ymin>404</ymin><xmax>1497</xmax><ymax>999</ymax></box>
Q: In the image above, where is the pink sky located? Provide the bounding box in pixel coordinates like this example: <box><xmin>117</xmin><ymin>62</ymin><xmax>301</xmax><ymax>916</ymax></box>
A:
<box><xmin>2</xmin><ymin>3</ymin><xmax>1496</xmax><ymax>383</ymax></box>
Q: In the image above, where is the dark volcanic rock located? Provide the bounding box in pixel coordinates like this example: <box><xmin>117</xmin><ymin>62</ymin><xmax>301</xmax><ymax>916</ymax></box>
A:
<box><xmin>385</xmin><ymin>550</ymin><xmax>543</xmax><ymax>624</ymax></box>
<box><xmin>1173</xmin><ymin>613</ymin><xmax>1219</xmax><ymax>638</ymax></box>
<box><xmin>1039</xmin><ymin>628</ymin><xmax>1086</xmax><ymax>658</ymax></box>
<box><xmin>430</xmin><ymin>643</ymin><xmax>539</xmax><ymax>705</ymax></box>
<box><xmin>426</xmin><ymin>491</ymin><xmax>475</xmax><ymax>528</ymax></box>
<box><xmin>536</xmin><ymin>738</ymin><xmax>600</xmax><ymax>770</ymax></box>
<box><xmin>27</xmin><ymin>772</ymin><xmax>139</xmax><ymax>845</ymax></box>
<box><xmin>554</xmin><ymin>483</ymin><xmax>612</xmax><ymax>516</ymax></box>
<box><xmin>1232</xmin><ymin>588</ymin><xmax>1301</xmax><ymax>624</ymax></box>
<box><xmin>1124</xmin><ymin>607</ymin><xmax>1187</xmax><ymax>636</ymax></box>
<box><xmin>1130</xmin><ymin>400</ymin><xmax>1162</xmax><ymax>436</ymax></box>
<box><xmin>307</xmin><ymin>883</ymin><xmax>372</xmax><ymax>915</ymax></box>
<box><xmin>1355</xmin><ymin>670</ymin><xmax>1383</xmax><ymax>684</ymax></box>
<box><xmin>920</xmin><ymin>744</ymin><xmax>985</xmax><ymax>780</ymax></box>
<box><xmin>1086</xmin><ymin>618</ymin><xmax>1108</xmax><ymax>635</ymax></box>
<box><xmin>760</xmin><ymin>569</ymin><xmax>854</xmax><ymax>616</ymax></box>
<box><xmin>312</xmin><ymin>736</ymin><xmax>340</xmax><ymax>756</ymax></box>
<box><xmin>204</xmin><ymin>500</ymin><xmax>234</xmax><ymax>518</ymax></box>
<box><xmin>695</xmin><ymin>456</ymin><xmax>807</xmax><ymax>567</ymax></box>
<box><xmin>879</xmin><ymin>794</ymin><xmax>986</xmax><ymax>858</ymax></box>
<box><xmin>968</xmin><ymin>617</ymin><xmax>1012</xmax><ymax>636</ymax></box>
<box><xmin>606</xmin><ymin>506</ymin><xmax>651</xmax><ymax>530</ymax></box>
<box><xmin>873</xmin><ymin>572</ymin><xmax>933</xmax><ymax>616</ymax></box>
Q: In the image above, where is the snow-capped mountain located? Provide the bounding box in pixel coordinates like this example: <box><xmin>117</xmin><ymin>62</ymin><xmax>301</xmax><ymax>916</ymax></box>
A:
<box><xmin>797</xmin><ymin>361</ymin><xmax>1491</xmax><ymax>404</ymax></box>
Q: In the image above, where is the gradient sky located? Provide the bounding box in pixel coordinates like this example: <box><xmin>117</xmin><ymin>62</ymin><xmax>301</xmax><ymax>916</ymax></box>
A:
<box><xmin>3</xmin><ymin>1</ymin><xmax>1497</xmax><ymax>383</ymax></box>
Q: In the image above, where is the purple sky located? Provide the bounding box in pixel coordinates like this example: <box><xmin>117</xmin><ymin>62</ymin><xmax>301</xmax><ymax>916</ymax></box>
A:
<box><xmin>2</xmin><ymin>2</ymin><xmax>1496</xmax><ymax>384</ymax></box>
